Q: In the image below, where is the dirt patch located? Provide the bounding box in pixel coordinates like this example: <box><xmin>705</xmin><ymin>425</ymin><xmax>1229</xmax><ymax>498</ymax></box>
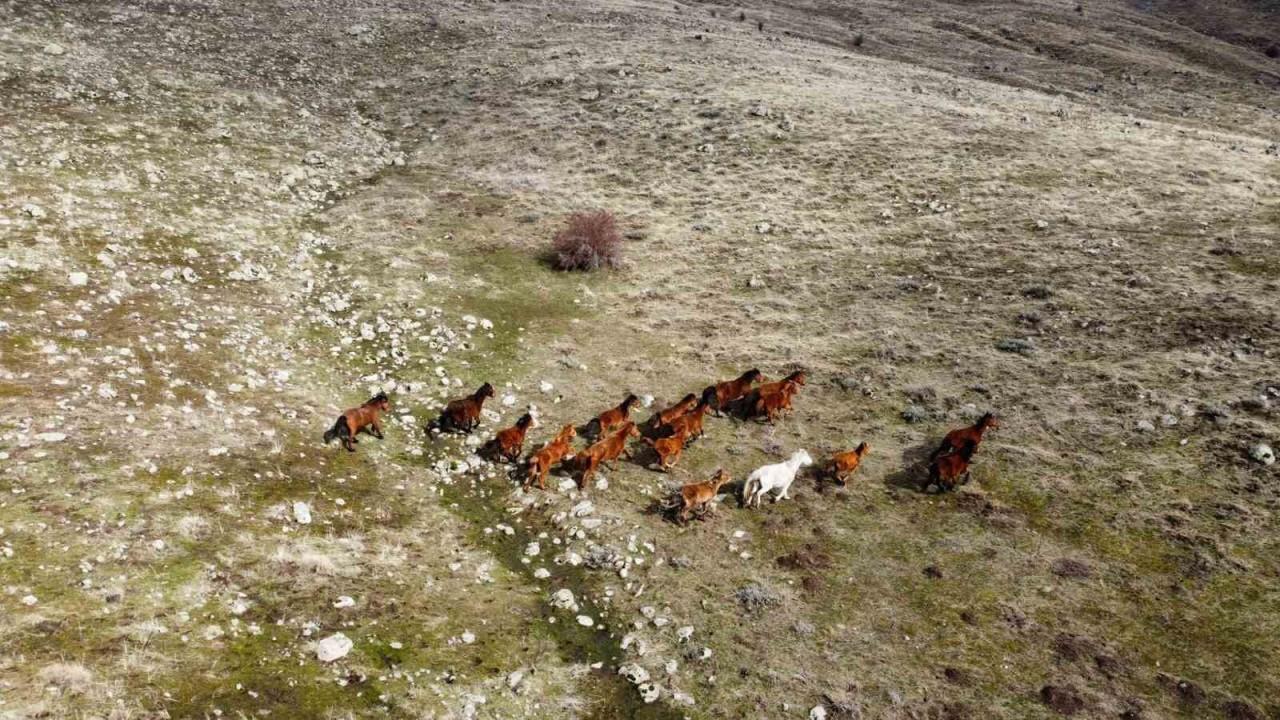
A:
<box><xmin>1040</xmin><ymin>685</ymin><xmax>1085</xmax><ymax>715</ymax></box>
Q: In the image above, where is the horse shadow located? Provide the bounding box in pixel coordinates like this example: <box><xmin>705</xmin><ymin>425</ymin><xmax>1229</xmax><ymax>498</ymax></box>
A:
<box><xmin>883</xmin><ymin>440</ymin><xmax>937</xmax><ymax>492</ymax></box>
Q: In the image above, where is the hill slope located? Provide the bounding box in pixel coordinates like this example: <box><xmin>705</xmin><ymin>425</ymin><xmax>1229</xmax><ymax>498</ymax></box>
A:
<box><xmin>1</xmin><ymin>1</ymin><xmax>1277</xmax><ymax>718</ymax></box>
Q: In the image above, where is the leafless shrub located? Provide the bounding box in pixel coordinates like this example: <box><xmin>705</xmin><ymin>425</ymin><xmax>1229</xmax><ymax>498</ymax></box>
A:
<box><xmin>551</xmin><ymin>210</ymin><xmax>624</xmax><ymax>271</ymax></box>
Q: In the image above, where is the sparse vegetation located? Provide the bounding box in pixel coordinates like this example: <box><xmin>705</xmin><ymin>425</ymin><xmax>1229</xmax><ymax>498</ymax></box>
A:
<box><xmin>550</xmin><ymin>210</ymin><xmax>625</xmax><ymax>271</ymax></box>
<box><xmin>3</xmin><ymin>0</ymin><xmax>1278</xmax><ymax>718</ymax></box>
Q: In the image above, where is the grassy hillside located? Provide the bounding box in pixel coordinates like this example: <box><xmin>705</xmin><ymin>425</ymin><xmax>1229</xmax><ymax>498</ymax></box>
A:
<box><xmin>1</xmin><ymin>1</ymin><xmax>1277</xmax><ymax>718</ymax></box>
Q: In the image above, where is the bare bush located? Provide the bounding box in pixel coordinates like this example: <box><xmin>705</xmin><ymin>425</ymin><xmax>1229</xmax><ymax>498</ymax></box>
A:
<box><xmin>551</xmin><ymin>210</ymin><xmax>624</xmax><ymax>271</ymax></box>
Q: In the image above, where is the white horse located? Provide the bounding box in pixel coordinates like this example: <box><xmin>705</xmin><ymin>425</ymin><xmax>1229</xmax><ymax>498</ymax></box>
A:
<box><xmin>742</xmin><ymin>449</ymin><xmax>813</xmax><ymax>508</ymax></box>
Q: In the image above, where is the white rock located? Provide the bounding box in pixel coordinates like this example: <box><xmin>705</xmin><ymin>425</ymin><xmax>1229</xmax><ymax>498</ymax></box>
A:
<box><xmin>316</xmin><ymin>633</ymin><xmax>353</xmax><ymax>662</ymax></box>
<box><xmin>525</xmin><ymin>541</ymin><xmax>540</xmax><ymax>557</ymax></box>
<box><xmin>507</xmin><ymin>670</ymin><xmax>525</xmax><ymax>690</ymax></box>
<box><xmin>618</xmin><ymin>663</ymin><xmax>650</xmax><ymax>685</ymax></box>
<box><xmin>292</xmin><ymin>502</ymin><xmax>312</xmax><ymax>525</ymax></box>
<box><xmin>539</xmin><ymin>381</ymin><xmax>554</xmax><ymax>394</ymax></box>
<box><xmin>676</xmin><ymin>626</ymin><xmax>694</xmax><ymax>643</ymax></box>
<box><xmin>810</xmin><ymin>706</ymin><xmax>827</xmax><ymax>720</ymax></box>
<box><xmin>576</xmin><ymin>615</ymin><xmax>594</xmax><ymax>627</ymax></box>
<box><xmin>333</xmin><ymin>596</ymin><xmax>356</xmax><ymax>609</ymax></box>
<box><xmin>68</xmin><ymin>272</ymin><xmax>88</xmax><ymax>286</ymax></box>
<box><xmin>571</xmin><ymin>501</ymin><xmax>594</xmax><ymax>518</ymax></box>
<box><xmin>1135</xmin><ymin>419</ymin><xmax>1155</xmax><ymax>432</ymax></box>
<box><xmin>42</xmin><ymin>43</ymin><xmax>66</xmax><ymax>55</ymax></box>
<box><xmin>20</xmin><ymin>203</ymin><xmax>46</xmax><ymax>218</ymax></box>
<box><xmin>501</xmin><ymin>393</ymin><xmax>517</xmax><ymax>407</ymax></box>
<box><xmin>461</xmin><ymin>630</ymin><xmax>476</xmax><ymax>644</ymax></box>
<box><xmin>638</xmin><ymin>682</ymin><xmax>661</xmax><ymax>703</ymax></box>
<box><xmin>551</xmin><ymin>589</ymin><xmax>578</xmax><ymax>612</ymax></box>
<box><xmin>36</xmin><ymin>432</ymin><xmax>67</xmax><ymax>443</ymax></box>
<box><xmin>639</xmin><ymin>394</ymin><xmax>655</xmax><ymax>408</ymax></box>
<box><xmin>1250</xmin><ymin>443</ymin><xmax>1275</xmax><ymax>466</ymax></box>
<box><xmin>21</xmin><ymin>594</ymin><xmax>38</xmax><ymax>606</ymax></box>
<box><xmin>533</xmin><ymin>568</ymin><xmax>551</xmax><ymax>579</ymax></box>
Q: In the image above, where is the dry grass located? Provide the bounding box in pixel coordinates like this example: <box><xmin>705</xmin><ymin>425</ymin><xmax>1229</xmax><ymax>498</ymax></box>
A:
<box><xmin>1</xmin><ymin>0</ymin><xmax>1278</xmax><ymax>718</ymax></box>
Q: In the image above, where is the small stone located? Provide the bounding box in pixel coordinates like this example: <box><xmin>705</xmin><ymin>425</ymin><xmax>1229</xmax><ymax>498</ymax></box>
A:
<box><xmin>755</xmin><ymin>222</ymin><xmax>772</xmax><ymax>234</ymax></box>
<box><xmin>461</xmin><ymin>630</ymin><xmax>476</xmax><ymax>644</ymax></box>
<box><xmin>1160</xmin><ymin>414</ymin><xmax>1178</xmax><ymax>427</ymax></box>
<box><xmin>579</xmin><ymin>88</ymin><xmax>601</xmax><ymax>101</ymax></box>
<box><xmin>638</xmin><ymin>682</ymin><xmax>661</xmax><ymax>703</ymax></box>
<box><xmin>810</xmin><ymin>706</ymin><xmax>827</xmax><ymax>720</ymax></box>
<box><xmin>551</xmin><ymin>588</ymin><xmax>578</xmax><ymax>611</ymax></box>
<box><xmin>68</xmin><ymin>272</ymin><xmax>88</xmax><ymax>286</ymax></box>
<box><xmin>618</xmin><ymin>663</ymin><xmax>650</xmax><ymax>685</ymax></box>
<box><xmin>747</xmin><ymin>275</ymin><xmax>765</xmax><ymax>289</ymax></box>
<box><xmin>507</xmin><ymin>670</ymin><xmax>525</xmax><ymax>690</ymax></box>
<box><xmin>21</xmin><ymin>594</ymin><xmax>38</xmax><ymax>606</ymax></box>
<box><xmin>36</xmin><ymin>432</ymin><xmax>67</xmax><ymax>443</ymax></box>
<box><xmin>1135</xmin><ymin>419</ymin><xmax>1156</xmax><ymax>433</ymax></box>
<box><xmin>20</xmin><ymin>203</ymin><xmax>46</xmax><ymax>218</ymax></box>
<box><xmin>333</xmin><ymin>596</ymin><xmax>355</xmax><ymax>609</ymax></box>
<box><xmin>750</xmin><ymin>103</ymin><xmax>770</xmax><ymax>116</ymax></box>
<box><xmin>1249</xmin><ymin>443</ymin><xmax>1275</xmax><ymax>466</ymax></box>
<box><xmin>539</xmin><ymin>381</ymin><xmax>554</xmax><ymax>394</ymax></box>
<box><xmin>42</xmin><ymin>43</ymin><xmax>66</xmax><ymax>56</ymax></box>
<box><xmin>292</xmin><ymin>502</ymin><xmax>312</xmax><ymax>525</ymax></box>
<box><xmin>525</xmin><ymin>541</ymin><xmax>541</xmax><ymax>557</ymax></box>
<box><xmin>316</xmin><ymin>633</ymin><xmax>353</xmax><ymax>662</ymax></box>
<box><xmin>576</xmin><ymin>615</ymin><xmax>594</xmax><ymax>627</ymax></box>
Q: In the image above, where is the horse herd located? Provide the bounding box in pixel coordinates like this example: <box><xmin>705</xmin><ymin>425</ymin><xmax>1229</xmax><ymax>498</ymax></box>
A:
<box><xmin>323</xmin><ymin>369</ymin><xmax>999</xmax><ymax>524</ymax></box>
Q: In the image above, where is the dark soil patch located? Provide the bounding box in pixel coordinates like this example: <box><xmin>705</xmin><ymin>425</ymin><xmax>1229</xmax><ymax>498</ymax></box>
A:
<box><xmin>1040</xmin><ymin>684</ymin><xmax>1085</xmax><ymax>715</ymax></box>
<box><xmin>776</xmin><ymin>543</ymin><xmax>834</xmax><ymax>570</ymax></box>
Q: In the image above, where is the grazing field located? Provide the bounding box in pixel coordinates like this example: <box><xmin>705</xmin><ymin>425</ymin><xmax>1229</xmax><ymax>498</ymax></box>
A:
<box><xmin>1</xmin><ymin>0</ymin><xmax>1278</xmax><ymax>718</ymax></box>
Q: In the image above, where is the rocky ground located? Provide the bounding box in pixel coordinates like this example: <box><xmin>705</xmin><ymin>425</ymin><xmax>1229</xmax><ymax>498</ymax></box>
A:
<box><xmin>1</xmin><ymin>0</ymin><xmax>1278</xmax><ymax>718</ymax></box>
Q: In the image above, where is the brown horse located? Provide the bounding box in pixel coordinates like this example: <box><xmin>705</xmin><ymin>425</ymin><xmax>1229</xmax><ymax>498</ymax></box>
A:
<box><xmin>323</xmin><ymin>392</ymin><xmax>390</xmax><ymax>452</ymax></box>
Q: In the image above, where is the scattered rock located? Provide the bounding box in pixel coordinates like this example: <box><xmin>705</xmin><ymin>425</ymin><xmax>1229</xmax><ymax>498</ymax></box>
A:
<box><xmin>316</xmin><ymin>633</ymin><xmax>353</xmax><ymax>662</ymax></box>
<box><xmin>42</xmin><ymin>43</ymin><xmax>66</xmax><ymax>56</ymax></box>
<box><xmin>68</xmin><ymin>271</ymin><xmax>89</xmax><ymax>286</ymax></box>
<box><xmin>1135</xmin><ymin>419</ymin><xmax>1156</xmax><ymax>433</ymax></box>
<box><xmin>292</xmin><ymin>501</ymin><xmax>312</xmax><ymax>525</ymax></box>
<box><xmin>618</xmin><ymin>663</ymin><xmax>650</xmax><ymax>685</ymax></box>
<box><xmin>1248</xmin><ymin>443</ymin><xmax>1274</xmax><ymax>465</ymax></box>
<box><xmin>638</xmin><ymin>681</ymin><xmax>661</xmax><ymax>703</ymax></box>
<box><xmin>809</xmin><ymin>706</ymin><xmax>827</xmax><ymax>720</ymax></box>
<box><xmin>550</xmin><ymin>588</ymin><xmax>579</xmax><ymax>612</ymax></box>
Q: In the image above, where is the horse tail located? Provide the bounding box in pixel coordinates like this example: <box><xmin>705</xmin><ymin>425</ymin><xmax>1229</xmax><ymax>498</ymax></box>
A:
<box><xmin>323</xmin><ymin>416</ymin><xmax>347</xmax><ymax>444</ymax></box>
